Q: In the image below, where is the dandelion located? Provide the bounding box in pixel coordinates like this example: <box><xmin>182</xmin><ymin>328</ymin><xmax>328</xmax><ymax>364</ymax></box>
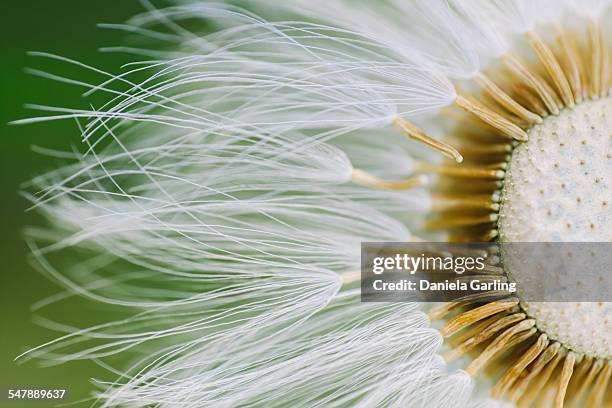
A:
<box><xmin>18</xmin><ymin>0</ymin><xmax>611</xmax><ymax>406</ymax></box>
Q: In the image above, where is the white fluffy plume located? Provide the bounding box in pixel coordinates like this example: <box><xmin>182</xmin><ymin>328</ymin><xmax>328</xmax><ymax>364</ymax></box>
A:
<box><xmin>19</xmin><ymin>0</ymin><xmax>611</xmax><ymax>407</ymax></box>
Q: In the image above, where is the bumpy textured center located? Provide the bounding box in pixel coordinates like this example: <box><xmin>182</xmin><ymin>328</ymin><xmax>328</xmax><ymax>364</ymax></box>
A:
<box><xmin>499</xmin><ymin>97</ymin><xmax>612</xmax><ymax>358</ymax></box>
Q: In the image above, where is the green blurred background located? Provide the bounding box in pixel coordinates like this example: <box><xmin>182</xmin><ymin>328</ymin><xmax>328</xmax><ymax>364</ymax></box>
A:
<box><xmin>1</xmin><ymin>2</ymin><xmax>144</xmax><ymax>406</ymax></box>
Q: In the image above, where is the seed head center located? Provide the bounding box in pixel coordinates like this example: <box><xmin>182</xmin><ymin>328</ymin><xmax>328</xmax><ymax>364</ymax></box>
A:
<box><xmin>499</xmin><ymin>97</ymin><xmax>612</xmax><ymax>359</ymax></box>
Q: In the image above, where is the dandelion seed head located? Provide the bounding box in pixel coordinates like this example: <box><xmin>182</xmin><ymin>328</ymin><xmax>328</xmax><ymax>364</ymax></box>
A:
<box><xmin>20</xmin><ymin>0</ymin><xmax>612</xmax><ymax>406</ymax></box>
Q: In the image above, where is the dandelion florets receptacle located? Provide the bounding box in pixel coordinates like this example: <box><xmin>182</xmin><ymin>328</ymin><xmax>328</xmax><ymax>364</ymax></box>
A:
<box><xmin>18</xmin><ymin>0</ymin><xmax>611</xmax><ymax>407</ymax></box>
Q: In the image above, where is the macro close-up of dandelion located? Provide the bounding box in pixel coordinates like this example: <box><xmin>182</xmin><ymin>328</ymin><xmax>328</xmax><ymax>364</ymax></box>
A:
<box><xmin>2</xmin><ymin>0</ymin><xmax>611</xmax><ymax>407</ymax></box>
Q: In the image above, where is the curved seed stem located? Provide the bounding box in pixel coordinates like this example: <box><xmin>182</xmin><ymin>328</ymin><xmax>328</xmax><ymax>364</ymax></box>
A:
<box><xmin>455</xmin><ymin>94</ymin><xmax>528</xmax><ymax>141</ymax></box>
<box><xmin>527</xmin><ymin>31</ymin><xmax>575</xmax><ymax>107</ymax></box>
<box><xmin>474</xmin><ymin>72</ymin><xmax>542</xmax><ymax>124</ymax></box>
<box><xmin>502</xmin><ymin>53</ymin><xmax>561</xmax><ymax>115</ymax></box>
<box><xmin>393</xmin><ymin>117</ymin><xmax>463</xmax><ymax>163</ymax></box>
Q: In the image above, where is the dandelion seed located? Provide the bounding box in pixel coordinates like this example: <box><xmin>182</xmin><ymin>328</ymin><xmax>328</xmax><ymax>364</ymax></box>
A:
<box><xmin>20</xmin><ymin>0</ymin><xmax>612</xmax><ymax>407</ymax></box>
